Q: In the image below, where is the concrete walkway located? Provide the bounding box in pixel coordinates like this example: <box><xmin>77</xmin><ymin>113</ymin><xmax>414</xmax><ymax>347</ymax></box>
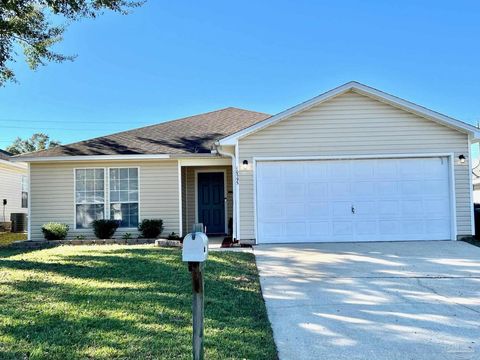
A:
<box><xmin>254</xmin><ymin>241</ymin><xmax>480</xmax><ymax>360</ymax></box>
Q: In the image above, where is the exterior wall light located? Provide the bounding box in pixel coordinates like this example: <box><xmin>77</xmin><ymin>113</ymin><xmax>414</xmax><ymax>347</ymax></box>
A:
<box><xmin>459</xmin><ymin>154</ymin><xmax>466</xmax><ymax>164</ymax></box>
<box><xmin>241</xmin><ymin>160</ymin><xmax>249</xmax><ymax>170</ymax></box>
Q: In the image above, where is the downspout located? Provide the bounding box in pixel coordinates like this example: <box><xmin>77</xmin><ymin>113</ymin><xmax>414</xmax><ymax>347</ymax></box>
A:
<box><xmin>214</xmin><ymin>141</ymin><xmax>237</xmax><ymax>240</ymax></box>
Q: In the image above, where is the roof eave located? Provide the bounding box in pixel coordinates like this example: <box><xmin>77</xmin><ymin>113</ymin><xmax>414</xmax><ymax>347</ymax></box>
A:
<box><xmin>13</xmin><ymin>153</ymin><xmax>224</xmax><ymax>163</ymax></box>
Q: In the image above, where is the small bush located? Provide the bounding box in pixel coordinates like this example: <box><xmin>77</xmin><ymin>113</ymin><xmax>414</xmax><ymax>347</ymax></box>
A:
<box><xmin>138</xmin><ymin>219</ymin><xmax>163</xmax><ymax>238</ymax></box>
<box><xmin>91</xmin><ymin>219</ymin><xmax>119</xmax><ymax>239</ymax></box>
<box><xmin>167</xmin><ymin>232</ymin><xmax>181</xmax><ymax>240</ymax></box>
<box><xmin>74</xmin><ymin>235</ymin><xmax>86</xmax><ymax>240</ymax></box>
<box><xmin>122</xmin><ymin>232</ymin><xmax>133</xmax><ymax>240</ymax></box>
<box><xmin>41</xmin><ymin>223</ymin><xmax>69</xmax><ymax>240</ymax></box>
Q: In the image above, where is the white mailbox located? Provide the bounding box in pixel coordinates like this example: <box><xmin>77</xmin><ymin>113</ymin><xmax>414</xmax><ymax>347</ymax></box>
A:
<box><xmin>182</xmin><ymin>232</ymin><xmax>209</xmax><ymax>262</ymax></box>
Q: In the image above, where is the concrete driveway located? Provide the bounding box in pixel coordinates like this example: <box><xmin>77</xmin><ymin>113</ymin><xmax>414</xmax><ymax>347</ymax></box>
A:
<box><xmin>254</xmin><ymin>241</ymin><xmax>480</xmax><ymax>360</ymax></box>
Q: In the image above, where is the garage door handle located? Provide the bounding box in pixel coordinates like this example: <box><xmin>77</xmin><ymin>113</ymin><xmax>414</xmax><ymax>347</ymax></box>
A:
<box><xmin>351</xmin><ymin>205</ymin><xmax>355</xmax><ymax>214</ymax></box>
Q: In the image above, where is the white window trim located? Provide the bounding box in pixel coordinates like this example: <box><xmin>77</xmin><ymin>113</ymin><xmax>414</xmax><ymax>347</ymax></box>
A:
<box><xmin>21</xmin><ymin>175</ymin><xmax>28</xmax><ymax>209</ymax></box>
<box><xmin>108</xmin><ymin>167</ymin><xmax>141</xmax><ymax>230</ymax></box>
<box><xmin>73</xmin><ymin>167</ymin><xmax>141</xmax><ymax>231</ymax></box>
<box><xmin>73</xmin><ymin>167</ymin><xmax>107</xmax><ymax>230</ymax></box>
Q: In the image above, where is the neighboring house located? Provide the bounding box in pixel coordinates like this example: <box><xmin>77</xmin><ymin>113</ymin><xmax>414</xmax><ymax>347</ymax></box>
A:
<box><xmin>0</xmin><ymin>149</ymin><xmax>28</xmax><ymax>228</ymax></box>
<box><xmin>14</xmin><ymin>82</ymin><xmax>480</xmax><ymax>243</ymax></box>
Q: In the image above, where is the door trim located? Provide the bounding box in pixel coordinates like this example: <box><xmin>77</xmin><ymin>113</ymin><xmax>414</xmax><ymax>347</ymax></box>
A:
<box><xmin>194</xmin><ymin>169</ymin><xmax>228</xmax><ymax>234</ymax></box>
<box><xmin>253</xmin><ymin>153</ymin><xmax>456</xmax><ymax>244</ymax></box>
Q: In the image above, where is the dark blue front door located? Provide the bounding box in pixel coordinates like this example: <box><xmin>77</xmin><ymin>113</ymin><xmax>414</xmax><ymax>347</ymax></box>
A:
<box><xmin>198</xmin><ymin>172</ymin><xmax>225</xmax><ymax>234</ymax></box>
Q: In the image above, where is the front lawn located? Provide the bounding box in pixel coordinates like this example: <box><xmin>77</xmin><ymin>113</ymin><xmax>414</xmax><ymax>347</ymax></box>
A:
<box><xmin>0</xmin><ymin>245</ymin><xmax>277</xmax><ymax>359</ymax></box>
<box><xmin>0</xmin><ymin>232</ymin><xmax>27</xmax><ymax>247</ymax></box>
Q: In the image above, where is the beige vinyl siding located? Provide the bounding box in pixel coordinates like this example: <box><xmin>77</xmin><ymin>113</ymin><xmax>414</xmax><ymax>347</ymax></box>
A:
<box><xmin>0</xmin><ymin>164</ymin><xmax>27</xmax><ymax>223</ymax></box>
<box><xmin>181</xmin><ymin>167</ymin><xmax>188</xmax><ymax>235</ymax></box>
<box><xmin>30</xmin><ymin>160</ymin><xmax>179</xmax><ymax>240</ymax></box>
<box><xmin>238</xmin><ymin>90</ymin><xmax>472</xmax><ymax>240</ymax></box>
<box><xmin>182</xmin><ymin>166</ymin><xmax>233</xmax><ymax>235</ymax></box>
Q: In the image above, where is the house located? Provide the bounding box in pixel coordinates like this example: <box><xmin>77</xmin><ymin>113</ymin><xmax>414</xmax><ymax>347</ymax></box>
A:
<box><xmin>14</xmin><ymin>82</ymin><xmax>480</xmax><ymax>243</ymax></box>
<box><xmin>0</xmin><ymin>149</ymin><xmax>28</xmax><ymax>230</ymax></box>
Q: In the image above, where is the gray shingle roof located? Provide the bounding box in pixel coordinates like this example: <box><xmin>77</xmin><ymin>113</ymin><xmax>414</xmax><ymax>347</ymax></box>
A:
<box><xmin>16</xmin><ymin>107</ymin><xmax>271</xmax><ymax>158</ymax></box>
<box><xmin>0</xmin><ymin>149</ymin><xmax>12</xmax><ymax>161</ymax></box>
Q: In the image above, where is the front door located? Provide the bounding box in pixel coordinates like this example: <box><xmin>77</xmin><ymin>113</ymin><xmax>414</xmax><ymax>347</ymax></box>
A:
<box><xmin>197</xmin><ymin>172</ymin><xmax>225</xmax><ymax>234</ymax></box>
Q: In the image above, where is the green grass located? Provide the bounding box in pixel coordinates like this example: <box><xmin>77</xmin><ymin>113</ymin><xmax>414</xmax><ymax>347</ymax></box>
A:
<box><xmin>0</xmin><ymin>245</ymin><xmax>277</xmax><ymax>359</ymax></box>
<box><xmin>0</xmin><ymin>232</ymin><xmax>27</xmax><ymax>247</ymax></box>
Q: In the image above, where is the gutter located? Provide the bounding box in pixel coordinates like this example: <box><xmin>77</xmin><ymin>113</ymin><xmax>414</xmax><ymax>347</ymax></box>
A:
<box><xmin>11</xmin><ymin>153</ymin><xmax>222</xmax><ymax>163</ymax></box>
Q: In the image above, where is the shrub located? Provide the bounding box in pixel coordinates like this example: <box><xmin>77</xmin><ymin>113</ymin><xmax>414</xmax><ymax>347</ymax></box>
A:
<box><xmin>167</xmin><ymin>232</ymin><xmax>181</xmax><ymax>240</ymax></box>
<box><xmin>91</xmin><ymin>219</ymin><xmax>119</xmax><ymax>239</ymax></box>
<box><xmin>122</xmin><ymin>232</ymin><xmax>133</xmax><ymax>240</ymax></box>
<box><xmin>41</xmin><ymin>223</ymin><xmax>69</xmax><ymax>240</ymax></box>
<box><xmin>138</xmin><ymin>219</ymin><xmax>163</xmax><ymax>238</ymax></box>
<box><xmin>74</xmin><ymin>235</ymin><xmax>86</xmax><ymax>240</ymax></box>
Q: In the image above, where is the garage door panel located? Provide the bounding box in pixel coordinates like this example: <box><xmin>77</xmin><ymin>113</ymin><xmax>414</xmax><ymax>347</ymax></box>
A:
<box><xmin>283</xmin><ymin>163</ymin><xmax>304</xmax><ymax>179</ymax></box>
<box><xmin>375</xmin><ymin>160</ymin><xmax>398</xmax><ymax>179</ymax></box>
<box><xmin>379</xmin><ymin>220</ymin><xmax>401</xmax><ymax>236</ymax></box>
<box><xmin>330</xmin><ymin>182</ymin><xmax>351</xmax><ymax>198</ymax></box>
<box><xmin>352</xmin><ymin>181</ymin><xmax>376</xmax><ymax>198</ymax></box>
<box><xmin>306</xmin><ymin>163</ymin><xmax>328</xmax><ymax>180</ymax></box>
<box><xmin>402</xmin><ymin>220</ymin><xmax>425</xmax><ymax>235</ymax></box>
<box><xmin>401</xmin><ymin>181</ymin><xmax>424</xmax><ymax>196</ymax></box>
<box><xmin>355</xmin><ymin>221</ymin><xmax>377</xmax><ymax>235</ymax></box>
<box><xmin>401</xmin><ymin>200</ymin><xmax>424</xmax><ymax>216</ymax></box>
<box><xmin>307</xmin><ymin>202</ymin><xmax>330</xmax><ymax>217</ymax></box>
<box><xmin>377</xmin><ymin>181</ymin><xmax>399</xmax><ymax>197</ymax></box>
<box><xmin>259</xmin><ymin>222</ymin><xmax>284</xmax><ymax>239</ymax></box>
<box><xmin>307</xmin><ymin>183</ymin><xmax>328</xmax><ymax>200</ymax></box>
<box><xmin>333</xmin><ymin>221</ymin><xmax>354</xmax><ymax>236</ymax></box>
<box><xmin>426</xmin><ymin>219</ymin><xmax>450</xmax><ymax>234</ymax></box>
<box><xmin>399</xmin><ymin>159</ymin><xmax>425</xmax><ymax>178</ymax></box>
<box><xmin>332</xmin><ymin>202</ymin><xmax>352</xmax><ymax>216</ymax></box>
<box><xmin>286</xmin><ymin>222</ymin><xmax>306</xmax><ymax>237</ymax></box>
<box><xmin>424</xmin><ymin>199</ymin><xmax>450</xmax><ymax>216</ymax></box>
<box><xmin>309</xmin><ymin>222</ymin><xmax>331</xmax><ymax>237</ymax></box>
<box><xmin>423</xmin><ymin>180</ymin><xmax>449</xmax><ymax>196</ymax></box>
<box><xmin>285</xmin><ymin>203</ymin><xmax>306</xmax><ymax>219</ymax></box>
<box><xmin>259</xmin><ymin>203</ymin><xmax>284</xmax><ymax>220</ymax></box>
<box><xmin>285</xmin><ymin>183</ymin><xmax>305</xmax><ymax>201</ymax></box>
<box><xmin>354</xmin><ymin>201</ymin><xmax>377</xmax><ymax>217</ymax></box>
<box><xmin>352</xmin><ymin>161</ymin><xmax>375</xmax><ymax>178</ymax></box>
<box><xmin>259</xmin><ymin>182</ymin><xmax>282</xmax><ymax>199</ymax></box>
<box><xmin>256</xmin><ymin>157</ymin><xmax>452</xmax><ymax>243</ymax></box>
<box><xmin>378</xmin><ymin>200</ymin><xmax>401</xmax><ymax>217</ymax></box>
<box><xmin>328</xmin><ymin>162</ymin><xmax>351</xmax><ymax>179</ymax></box>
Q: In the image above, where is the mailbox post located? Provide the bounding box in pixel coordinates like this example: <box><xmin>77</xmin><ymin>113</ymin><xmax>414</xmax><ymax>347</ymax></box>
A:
<box><xmin>182</xmin><ymin>227</ymin><xmax>209</xmax><ymax>360</ymax></box>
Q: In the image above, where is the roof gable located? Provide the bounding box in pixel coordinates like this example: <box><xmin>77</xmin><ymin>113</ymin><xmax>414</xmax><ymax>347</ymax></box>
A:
<box><xmin>219</xmin><ymin>81</ymin><xmax>480</xmax><ymax>145</ymax></box>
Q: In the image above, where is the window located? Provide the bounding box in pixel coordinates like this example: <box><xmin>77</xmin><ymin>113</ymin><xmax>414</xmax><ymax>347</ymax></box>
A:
<box><xmin>75</xmin><ymin>169</ymin><xmax>105</xmax><ymax>229</ymax></box>
<box><xmin>21</xmin><ymin>175</ymin><xmax>28</xmax><ymax>208</ymax></box>
<box><xmin>109</xmin><ymin>168</ymin><xmax>139</xmax><ymax>228</ymax></box>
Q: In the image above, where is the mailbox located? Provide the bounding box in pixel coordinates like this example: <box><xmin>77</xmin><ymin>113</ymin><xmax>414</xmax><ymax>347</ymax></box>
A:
<box><xmin>182</xmin><ymin>232</ymin><xmax>209</xmax><ymax>262</ymax></box>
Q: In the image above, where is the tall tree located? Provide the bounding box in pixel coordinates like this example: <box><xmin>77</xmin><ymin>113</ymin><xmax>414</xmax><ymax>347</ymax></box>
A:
<box><xmin>0</xmin><ymin>0</ymin><xmax>143</xmax><ymax>85</ymax></box>
<box><xmin>6</xmin><ymin>133</ymin><xmax>61</xmax><ymax>154</ymax></box>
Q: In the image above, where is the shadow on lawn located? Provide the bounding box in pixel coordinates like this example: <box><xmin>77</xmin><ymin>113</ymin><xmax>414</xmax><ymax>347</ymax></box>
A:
<box><xmin>0</xmin><ymin>247</ymin><xmax>277</xmax><ymax>359</ymax></box>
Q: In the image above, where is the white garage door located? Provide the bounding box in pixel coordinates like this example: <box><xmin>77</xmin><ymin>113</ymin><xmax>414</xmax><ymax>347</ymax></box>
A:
<box><xmin>256</xmin><ymin>157</ymin><xmax>452</xmax><ymax>243</ymax></box>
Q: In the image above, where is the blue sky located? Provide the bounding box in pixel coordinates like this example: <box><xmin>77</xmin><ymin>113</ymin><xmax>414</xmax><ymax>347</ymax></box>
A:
<box><xmin>1</xmin><ymin>1</ymin><xmax>479</xmax><ymax>155</ymax></box>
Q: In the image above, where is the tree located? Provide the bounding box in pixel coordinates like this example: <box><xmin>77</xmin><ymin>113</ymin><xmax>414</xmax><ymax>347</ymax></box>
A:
<box><xmin>0</xmin><ymin>0</ymin><xmax>143</xmax><ymax>86</ymax></box>
<box><xmin>6</xmin><ymin>133</ymin><xmax>61</xmax><ymax>154</ymax></box>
